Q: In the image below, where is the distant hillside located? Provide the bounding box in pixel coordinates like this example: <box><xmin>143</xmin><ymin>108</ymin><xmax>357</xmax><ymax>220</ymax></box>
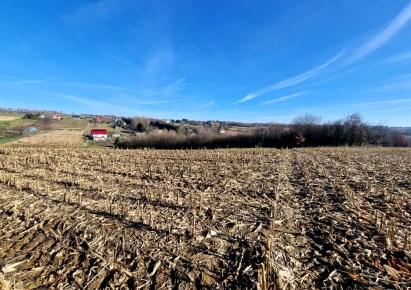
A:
<box><xmin>391</xmin><ymin>127</ymin><xmax>411</xmax><ymax>137</ymax></box>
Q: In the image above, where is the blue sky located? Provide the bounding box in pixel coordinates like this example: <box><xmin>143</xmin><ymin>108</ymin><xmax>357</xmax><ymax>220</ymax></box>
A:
<box><xmin>0</xmin><ymin>0</ymin><xmax>411</xmax><ymax>126</ymax></box>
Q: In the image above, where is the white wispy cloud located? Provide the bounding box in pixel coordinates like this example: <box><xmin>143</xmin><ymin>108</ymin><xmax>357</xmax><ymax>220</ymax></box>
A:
<box><xmin>133</xmin><ymin>99</ymin><xmax>184</xmax><ymax>105</ymax></box>
<box><xmin>14</xmin><ymin>79</ymin><xmax>50</xmax><ymax>85</ymax></box>
<box><xmin>361</xmin><ymin>98</ymin><xmax>411</xmax><ymax>105</ymax></box>
<box><xmin>259</xmin><ymin>92</ymin><xmax>302</xmax><ymax>106</ymax></box>
<box><xmin>238</xmin><ymin>3</ymin><xmax>411</xmax><ymax>106</ymax></box>
<box><xmin>381</xmin><ymin>51</ymin><xmax>411</xmax><ymax>63</ymax></box>
<box><xmin>55</xmin><ymin>81</ymin><xmax>138</xmax><ymax>93</ymax></box>
<box><xmin>123</xmin><ymin>78</ymin><xmax>187</xmax><ymax>101</ymax></box>
<box><xmin>50</xmin><ymin>93</ymin><xmax>109</xmax><ymax>107</ymax></box>
<box><xmin>0</xmin><ymin>74</ymin><xmax>50</xmax><ymax>86</ymax></box>
<box><xmin>55</xmin><ymin>78</ymin><xmax>186</xmax><ymax>99</ymax></box>
<box><xmin>201</xmin><ymin>101</ymin><xmax>214</xmax><ymax>108</ymax></box>
<box><xmin>103</xmin><ymin>51</ymin><xmax>138</xmax><ymax>68</ymax></box>
<box><xmin>361</xmin><ymin>80</ymin><xmax>411</xmax><ymax>94</ymax></box>
<box><xmin>349</xmin><ymin>2</ymin><xmax>411</xmax><ymax>62</ymax></box>
<box><xmin>63</xmin><ymin>0</ymin><xmax>135</xmax><ymax>24</ymax></box>
<box><xmin>375</xmin><ymin>107</ymin><xmax>411</xmax><ymax>113</ymax></box>
<box><xmin>161</xmin><ymin>78</ymin><xmax>186</xmax><ymax>97</ymax></box>
<box><xmin>1</xmin><ymin>75</ymin><xmax>187</xmax><ymax>110</ymax></box>
<box><xmin>142</xmin><ymin>49</ymin><xmax>175</xmax><ymax>77</ymax></box>
<box><xmin>236</xmin><ymin>52</ymin><xmax>342</xmax><ymax>103</ymax></box>
<box><xmin>42</xmin><ymin>91</ymin><xmax>142</xmax><ymax>115</ymax></box>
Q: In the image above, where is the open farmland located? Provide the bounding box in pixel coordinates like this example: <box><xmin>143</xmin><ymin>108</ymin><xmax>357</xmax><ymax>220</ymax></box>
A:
<box><xmin>0</xmin><ymin>116</ymin><xmax>21</xmax><ymax>122</ymax></box>
<box><xmin>6</xmin><ymin>130</ymin><xmax>84</xmax><ymax>147</ymax></box>
<box><xmin>0</xmin><ymin>147</ymin><xmax>410</xmax><ymax>289</ymax></box>
<box><xmin>42</xmin><ymin>119</ymin><xmax>88</xmax><ymax>131</ymax></box>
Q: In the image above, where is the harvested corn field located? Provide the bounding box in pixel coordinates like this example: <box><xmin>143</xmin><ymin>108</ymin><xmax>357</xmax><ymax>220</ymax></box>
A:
<box><xmin>6</xmin><ymin>130</ymin><xmax>84</xmax><ymax>147</ymax></box>
<box><xmin>0</xmin><ymin>116</ymin><xmax>20</xmax><ymax>121</ymax></box>
<box><xmin>0</xmin><ymin>147</ymin><xmax>410</xmax><ymax>289</ymax></box>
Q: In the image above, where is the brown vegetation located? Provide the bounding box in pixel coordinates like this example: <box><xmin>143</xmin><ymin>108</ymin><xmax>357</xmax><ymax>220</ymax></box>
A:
<box><xmin>6</xmin><ymin>130</ymin><xmax>84</xmax><ymax>147</ymax></box>
<box><xmin>118</xmin><ymin>114</ymin><xmax>409</xmax><ymax>149</ymax></box>
<box><xmin>0</xmin><ymin>147</ymin><xmax>410</xmax><ymax>288</ymax></box>
<box><xmin>0</xmin><ymin>116</ymin><xmax>20</xmax><ymax>122</ymax></box>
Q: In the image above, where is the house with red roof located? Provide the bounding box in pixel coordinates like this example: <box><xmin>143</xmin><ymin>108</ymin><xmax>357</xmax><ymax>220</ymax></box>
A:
<box><xmin>95</xmin><ymin>116</ymin><xmax>108</xmax><ymax>123</ymax></box>
<box><xmin>91</xmin><ymin>129</ymin><xmax>108</xmax><ymax>141</ymax></box>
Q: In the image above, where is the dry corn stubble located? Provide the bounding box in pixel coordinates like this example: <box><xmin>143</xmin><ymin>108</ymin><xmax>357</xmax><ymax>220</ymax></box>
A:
<box><xmin>0</xmin><ymin>147</ymin><xmax>409</xmax><ymax>289</ymax></box>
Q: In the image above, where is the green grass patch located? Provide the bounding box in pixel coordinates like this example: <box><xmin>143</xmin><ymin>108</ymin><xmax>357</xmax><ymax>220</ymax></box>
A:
<box><xmin>0</xmin><ymin>119</ymin><xmax>37</xmax><ymax>128</ymax></box>
<box><xmin>0</xmin><ymin>136</ymin><xmax>20</xmax><ymax>145</ymax></box>
<box><xmin>0</xmin><ymin>112</ymin><xmax>25</xmax><ymax>118</ymax></box>
<box><xmin>43</xmin><ymin>119</ymin><xmax>88</xmax><ymax>130</ymax></box>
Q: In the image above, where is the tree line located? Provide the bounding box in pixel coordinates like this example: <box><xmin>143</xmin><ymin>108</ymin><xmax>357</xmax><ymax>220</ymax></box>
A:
<box><xmin>116</xmin><ymin>113</ymin><xmax>409</xmax><ymax>149</ymax></box>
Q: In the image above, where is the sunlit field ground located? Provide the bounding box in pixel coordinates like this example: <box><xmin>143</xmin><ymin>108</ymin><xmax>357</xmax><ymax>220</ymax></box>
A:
<box><xmin>0</xmin><ymin>147</ymin><xmax>410</xmax><ymax>289</ymax></box>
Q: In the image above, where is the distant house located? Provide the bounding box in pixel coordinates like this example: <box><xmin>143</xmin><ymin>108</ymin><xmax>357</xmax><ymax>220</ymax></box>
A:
<box><xmin>72</xmin><ymin>115</ymin><xmax>81</xmax><ymax>119</ymax></box>
<box><xmin>52</xmin><ymin>113</ymin><xmax>61</xmax><ymax>120</ymax></box>
<box><xmin>95</xmin><ymin>116</ymin><xmax>108</xmax><ymax>123</ymax></box>
<box><xmin>91</xmin><ymin>129</ymin><xmax>108</xmax><ymax>141</ymax></box>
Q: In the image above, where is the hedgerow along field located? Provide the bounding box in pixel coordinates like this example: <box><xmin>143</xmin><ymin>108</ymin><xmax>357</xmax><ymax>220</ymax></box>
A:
<box><xmin>0</xmin><ymin>147</ymin><xmax>410</xmax><ymax>289</ymax></box>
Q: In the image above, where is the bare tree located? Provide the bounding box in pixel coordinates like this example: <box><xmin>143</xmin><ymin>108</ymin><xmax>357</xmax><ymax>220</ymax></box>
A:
<box><xmin>344</xmin><ymin>112</ymin><xmax>366</xmax><ymax>146</ymax></box>
<box><xmin>41</xmin><ymin>115</ymin><xmax>53</xmax><ymax>126</ymax></box>
<box><xmin>364</xmin><ymin>123</ymin><xmax>388</xmax><ymax>146</ymax></box>
<box><xmin>292</xmin><ymin>114</ymin><xmax>322</xmax><ymax>133</ymax></box>
<box><xmin>15</xmin><ymin>125</ymin><xmax>25</xmax><ymax>135</ymax></box>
